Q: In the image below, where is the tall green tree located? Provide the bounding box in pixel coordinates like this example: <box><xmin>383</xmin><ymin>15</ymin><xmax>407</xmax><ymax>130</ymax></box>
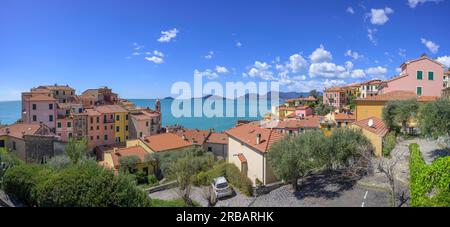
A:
<box><xmin>168</xmin><ymin>153</ymin><xmax>197</xmax><ymax>206</ymax></box>
<box><xmin>268</xmin><ymin>131</ymin><xmax>330</xmax><ymax>191</ymax></box>
<box><xmin>309</xmin><ymin>89</ymin><xmax>318</xmax><ymax>98</ymax></box>
<box><xmin>119</xmin><ymin>155</ymin><xmax>140</xmax><ymax>174</ymax></box>
<box><xmin>315</xmin><ymin>103</ymin><xmax>334</xmax><ymax>116</ymax></box>
<box><xmin>382</xmin><ymin>99</ymin><xmax>419</xmax><ymax>134</ymax></box>
<box><xmin>64</xmin><ymin>137</ymin><xmax>88</xmax><ymax>165</ymax></box>
<box><xmin>418</xmin><ymin>99</ymin><xmax>450</xmax><ymax>138</ymax></box>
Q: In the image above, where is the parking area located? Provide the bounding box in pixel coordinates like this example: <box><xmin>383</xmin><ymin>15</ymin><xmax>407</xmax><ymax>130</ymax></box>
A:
<box><xmin>149</xmin><ymin>171</ymin><xmax>392</xmax><ymax>207</ymax></box>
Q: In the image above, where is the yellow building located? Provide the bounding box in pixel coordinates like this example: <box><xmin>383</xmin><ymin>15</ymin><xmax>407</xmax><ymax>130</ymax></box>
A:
<box><xmin>97</xmin><ymin>105</ymin><xmax>129</xmax><ymax>143</ymax></box>
<box><xmin>100</xmin><ymin>146</ymin><xmax>154</xmax><ymax>175</ymax></box>
<box><xmin>355</xmin><ymin>90</ymin><xmax>438</xmax><ymax>121</ymax></box>
<box><xmin>351</xmin><ymin>117</ymin><xmax>389</xmax><ymax>157</ymax></box>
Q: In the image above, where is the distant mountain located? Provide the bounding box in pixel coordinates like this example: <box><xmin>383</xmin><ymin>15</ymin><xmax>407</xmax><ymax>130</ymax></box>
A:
<box><xmin>239</xmin><ymin>91</ymin><xmax>322</xmax><ymax>102</ymax></box>
<box><xmin>163</xmin><ymin>96</ymin><xmax>174</xmax><ymax>100</ymax></box>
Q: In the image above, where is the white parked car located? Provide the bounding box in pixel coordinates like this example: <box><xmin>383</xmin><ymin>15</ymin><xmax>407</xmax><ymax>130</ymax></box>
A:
<box><xmin>211</xmin><ymin>177</ymin><xmax>233</xmax><ymax>199</ymax></box>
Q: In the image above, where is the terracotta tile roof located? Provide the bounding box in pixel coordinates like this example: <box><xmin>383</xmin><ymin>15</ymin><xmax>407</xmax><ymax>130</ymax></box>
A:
<box><xmin>95</xmin><ymin>105</ymin><xmax>128</xmax><ymax>114</ymax></box>
<box><xmin>225</xmin><ymin>122</ymin><xmax>284</xmax><ymax>153</ymax></box>
<box><xmin>109</xmin><ymin>146</ymin><xmax>149</xmax><ymax>169</ymax></box>
<box><xmin>343</xmin><ymin>82</ymin><xmax>361</xmax><ymax>88</ymax></box>
<box><xmin>356</xmin><ymin>91</ymin><xmax>417</xmax><ymax>102</ymax></box>
<box><xmin>25</xmin><ymin>94</ymin><xmax>56</xmax><ymax>101</ymax></box>
<box><xmin>287</xmin><ymin>96</ymin><xmax>318</xmax><ymax>102</ymax></box>
<box><xmin>275</xmin><ymin>117</ymin><xmax>321</xmax><ymax>129</ymax></box>
<box><xmin>173</xmin><ymin>129</ymin><xmax>210</xmax><ymax>145</ymax></box>
<box><xmin>352</xmin><ymin>117</ymin><xmax>389</xmax><ymax>137</ymax></box>
<box><xmin>0</xmin><ymin>123</ymin><xmax>45</xmax><ymax>139</ymax></box>
<box><xmin>401</xmin><ymin>55</ymin><xmax>445</xmax><ymax>68</ymax></box>
<box><xmin>324</xmin><ymin>87</ymin><xmax>345</xmax><ymax>92</ymax></box>
<box><xmin>207</xmin><ymin>132</ymin><xmax>228</xmax><ymax>144</ymax></box>
<box><xmin>40</xmin><ymin>85</ymin><xmax>75</xmax><ymax>91</ymax></box>
<box><xmin>334</xmin><ymin>112</ymin><xmax>356</xmax><ymax>121</ymax></box>
<box><xmin>356</xmin><ymin>90</ymin><xmax>438</xmax><ymax>102</ymax></box>
<box><xmin>142</xmin><ymin>133</ymin><xmax>193</xmax><ymax>153</ymax></box>
<box><xmin>84</xmin><ymin>108</ymin><xmax>101</xmax><ymax>116</ymax></box>
<box><xmin>360</xmin><ymin>79</ymin><xmax>383</xmax><ymax>85</ymax></box>
<box><xmin>295</xmin><ymin>106</ymin><xmax>312</xmax><ymax>110</ymax></box>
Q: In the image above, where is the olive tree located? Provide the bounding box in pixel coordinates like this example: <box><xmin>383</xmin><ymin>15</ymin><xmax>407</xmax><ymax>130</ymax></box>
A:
<box><xmin>64</xmin><ymin>137</ymin><xmax>88</xmax><ymax>165</ymax></box>
<box><xmin>418</xmin><ymin>99</ymin><xmax>450</xmax><ymax>138</ymax></box>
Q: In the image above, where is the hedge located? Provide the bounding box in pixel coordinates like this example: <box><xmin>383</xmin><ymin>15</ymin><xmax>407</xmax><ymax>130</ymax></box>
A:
<box><xmin>409</xmin><ymin>143</ymin><xmax>450</xmax><ymax>207</ymax></box>
<box><xmin>2</xmin><ymin>162</ymin><xmax>152</xmax><ymax>207</ymax></box>
<box><xmin>193</xmin><ymin>162</ymin><xmax>253</xmax><ymax>196</ymax></box>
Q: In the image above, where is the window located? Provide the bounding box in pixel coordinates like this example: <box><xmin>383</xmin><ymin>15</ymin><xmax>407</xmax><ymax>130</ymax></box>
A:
<box><xmin>416</xmin><ymin>87</ymin><xmax>423</xmax><ymax>96</ymax></box>
<box><xmin>97</xmin><ymin>135</ymin><xmax>100</xmax><ymax>140</ymax></box>
<box><xmin>110</xmin><ymin>125</ymin><xmax>113</xmax><ymax>130</ymax></box>
<box><xmin>12</xmin><ymin>141</ymin><xmax>16</xmax><ymax>150</ymax></box>
<box><xmin>96</xmin><ymin>117</ymin><xmax>99</xmax><ymax>123</ymax></box>
<box><xmin>90</xmin><ymin>136</ymin><xmax>93</xmax><ymax>140</ymax></box>
<box><xmin>90</xmin><ymin>126</ymin><xmax>94</xmax><ymax>131</ymax></box>
<box><xmin>103</xmin><ymin>115</ymin><xmax>107</xmax><ymax>123</ymax></box>
<box><xmin>49</xmin><ymin>115</ymin><xmax>53</xmax><ymax>122</ymax></box>
<box><xmin>208</xmin><ymin>147</ymin><xmax>212</xmax><ymax>152</ymax></box>
<box><xmin>63</xmin><ymin>91</ymin><xmax>66</xmax><ymax>95</ymax></box>
<box><xmin>104</xmin><ymin>126</ymin><xmax>107</xmax><ymax>130</ymax></box>
<box><xmin>116</xmin><ymin>115</ymin><xmax>120</xmax><ymax>121</ymax></box>
<box><xmin>68</xmin><ymin>133</ymin><xmax>73</xmax><ymax>138</ymax></box>
<box><xmin>32</xmin><ymin>104</ymin><xmax>37</xmax><ymax>110</ymax></box>
<box><xmin>428</xmin><ymin>71</ymin><xmax>434</xmax><ymax>80</ymax></box>
<box><xmin>146</xmin><ymin>121</ymin><xmax>149</xmax><ymax>127</ymax></box>
<box><xmin>126</xmin><ymin>125</ymin><xmax>128</xmax><ymax>131</ymax></box>
<box><xmin>125</xmin><ymin>114</ymin><xmax>129</xmax><ymax>120</ymax></box>
<box><xmin>90</xmin><ymin>117</ymin><xmax>93</xmax><ymax>124</ymax></box>
<box><xmin>96</xmin><ymin>126</ymin><xmax>100</xmax><ymax>130</ymax></box>
<box><xmin>116</xmin><ymin>126</ymin><xmax>120</xmax><ymax>132</ymax></box>
<box><xmin>139</xmin><ymin>132</ymin><xmax>143</xmax><ymax>138</ymax></box>
<box><xmin>104</xmin><ymin>135</ymin><xmax>108</xmax><ymax>141</ymax></box>
<box><xmin>55</xmin><ymin>91</ymin><xmax>59</xmax><ymax>95</ymax></box>
<box><xmin>417</xmin><ymin>71</ymin><xmax>423</xmax><ymax>80</ymax></box>
<box><xmin>57</xmin><ymin>122</ymin><xmax>62</xmax><ymax>128</ymax></box>
<box><xmin>33</xmin><ymin>115</ymin><xmax>37</xmax><ymax>122</ymax></box>
<box><xmin>67</xmin><ymin>122</ymin><xmax>71</xmax><ymax>128</ymax></box>
<box><xmin>49</xmin><ymin>104</ymin><xmax>53</xmax><ymax>110</ymax></box>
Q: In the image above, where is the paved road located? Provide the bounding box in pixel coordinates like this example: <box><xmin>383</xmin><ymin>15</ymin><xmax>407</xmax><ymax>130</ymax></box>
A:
<box><xmin>149</xmin><ymin>171</ymin><xmax>391</xmax><ymax>207</ymax></box>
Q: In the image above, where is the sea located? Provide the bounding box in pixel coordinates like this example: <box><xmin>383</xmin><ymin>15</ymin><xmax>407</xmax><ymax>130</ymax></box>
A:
<box><xmin>0</xmin><ymin>98</ymin><xmax>275</xmax><ymax>132</ymax></box>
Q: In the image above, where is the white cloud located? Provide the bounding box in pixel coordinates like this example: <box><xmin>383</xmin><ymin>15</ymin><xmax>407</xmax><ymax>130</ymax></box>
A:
<box><xmin>309</xmin><ymin>45</ymin><xmax>333</xmax><ymax>63</ymax></box>
<box><xmin>236</xmin><ymin>42</ymin><xmax>242</xmax><ymax>47</ymax></box>
<box><xmin>286</xmin><ymin>54</ymin><xmax>308</xmax><ymax>73</ymax></box>
<box><xmin>421</xmin><ymin>38</ymin><xmax>439</xmax><ymax>54</ymax></box>
<box><xmin>398</xmin><ymin>48</ymin><xmax>407</xmax><ymax>58</ymax></box>
<box><xmin>346</xmin><ymin>6</ymin><xmax>355</xmax><ymax>14</ymax></box>
<box><xmin>194</xmin><ymin>69</ymin><xmax>219</xmax><ymax>80</ymax></box>
<box><xmin>369</xmin><ymin>7</ymin><xmax>394</xmax><ymax>25</ymax></box>
<box><xmin>145</xmin><ymin>56</ymin><xmax>164</xmax><ymax>64</ymax></box>
<box><xmin>132</xmin><ymin>52</ymin><xmax>141</xmax><ymax>56</ymax></box>
<box><xmin>204</xmin><ymin>51</ymin><xmax>214</xmax><ymax>59</ymax></box>
<box><xmin>153</xmin><ymin>50</ymin><xmax>164</xmax><ymax>57</ymax></box>
<box><xmin>436</xmin><ymin>56</ymin><xmax>450</xmax><ymax>68</ymax></box>
<box><xmin>345</xmin><ymin>50</ymin><xmax>364</xmax><ymax>60</ymax></box>
<box><xmin>365</xmin><ymin>66</ymin><xmax>388</xmax><ymax>76</ymax></box>
<box><xmin>133</xmin><ymin>43</ymin><xmax>144</xmax><ymax>50</ymax></box>
<box><xmin>367</xmin><ymin>28</ymin><xmax>378</xmax><ymax>45</ymax></box>
<box><xmin>408</xmin><ymin>0</ymin><xmax>443</xmax><ymax>8</ymax></box>
<box><xmin>292</xmin><ymin>75</ymin><xmax>307</xmax><ymax>81</ymax></box>
<box><xmin>345</xmin><ymin>61</ymin><xmax>354</xmax><ymax>70</ymax></box>
<box><xmin>157</xmin><ymin>28</ymin><xmax>179</xmax><ymax>43</ymax></box>
<box><xmin>215</xmin><ymin>66</ymin><xmax>229</xmax><ymax>74</ymax></box>
<box><xmin>309</xmin><ymin>62</ymin><xmax>349</xmax><ymax>79</ymax></box>
<box><xmin>247</xmin><ymin>61</ymin><xmax>275</xmax><ymax>81</ymax></box>
<box><xmin>351</xmin><ymin>69</ymin><xmax>366</xmax><ymax>78</ymax></box>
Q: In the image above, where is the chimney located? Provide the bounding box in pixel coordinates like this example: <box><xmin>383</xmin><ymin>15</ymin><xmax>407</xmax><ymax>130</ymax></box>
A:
<box><xmin>5</xmin><ymin>127</ymin><xmax>10</xmax><ymax>134</ymax></box>
<box><xmin>182</xmin><ymin>135</ymin><xmax>187</xmax><ymax>141</ymax></box>
<box><xmin>256</xmin><ymin>133</ymin><xmax>262</xmax><ymax>145</ymax></box>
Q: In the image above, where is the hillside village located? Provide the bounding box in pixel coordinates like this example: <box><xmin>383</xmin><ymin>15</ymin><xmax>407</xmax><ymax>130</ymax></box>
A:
<box><xmin>1</xmin><ymin>54</ymin><xmax>449</xmax><ymax>207</ymax></box>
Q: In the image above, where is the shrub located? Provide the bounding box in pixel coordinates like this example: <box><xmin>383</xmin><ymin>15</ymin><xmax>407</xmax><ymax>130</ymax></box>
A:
<box><xmin>135</xmin><ymin>170</ymin><xmax>148</xmax><ymax>184</ymax></box>
<box><xmin>0</xmin><ymin>148</ymin><xmax>23</xmax><ymax>179</ymax></box>
<box><xmin>2</xmin><ymin>164</ymin><xmax>53</xmax><ymax>206</ymax></box>
<box><xmin>383</xmin><ymin>132</ymin><xmax>397</xmax><ymax>157</ymax></box>
<box><xmin>147</xmin><ymin>174</ymin><xmax>159</xmax><ymax>187</ymax></box>
<box><xmin>151</xmin><ymin>199</ymin><xmax>201</xmax><ymax>207</ymax></box>
<box><xmin>409</xmin><ymin>143</ymin><xmax>450</xmax><ymax>207</ymax></box>
<box><xmin>193</xmin><ymin>162</ymin><xmax>253</xmax><ymax>196</ymax></box>
<box><xmin>3</xmin><ymin>161</ymin><xmax>152</xmax><ymax>207</ymax></box>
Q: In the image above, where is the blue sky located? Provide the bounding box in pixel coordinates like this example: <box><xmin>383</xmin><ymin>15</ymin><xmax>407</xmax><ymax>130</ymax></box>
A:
<box><xmin>1</xmin><ymin>0</ymin><xmax>449</xmax><ymax>101</ymax></box>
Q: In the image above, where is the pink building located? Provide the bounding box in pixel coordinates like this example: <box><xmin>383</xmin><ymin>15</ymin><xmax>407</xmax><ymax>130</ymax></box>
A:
<box><xmin>295</xmin><ymin>106</ymin><xmax>313</xmax><ymax>118</ymax></box>
<box><xmin>85</xmin><ymin>109</ymin><xmax>115</xmax><ymax>149</ymax></box>
<box><xmin>323</xmin><ymin>87</ymin><xmax>347</xmax><ymax>110</ymax></box>
<box><xmin>56</xmin><ymin>116</ymin><xmax>74</xmax><ymax>141</ymax></box>
<box><xmin>380</xmin><ymin>55</ymin><xmax>445</xmax><ymax>97</ymax></box>
<box><xmin>22</xmin><ymin>93</ymin><xmax>57</xmax><ymax>131</ymax></box>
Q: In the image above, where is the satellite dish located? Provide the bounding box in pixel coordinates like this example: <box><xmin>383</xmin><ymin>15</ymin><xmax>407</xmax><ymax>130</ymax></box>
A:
<box><xmin>368</xmin><ymin>119</ymin><xmax>374</xmax><ymax>127</ymax></box>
